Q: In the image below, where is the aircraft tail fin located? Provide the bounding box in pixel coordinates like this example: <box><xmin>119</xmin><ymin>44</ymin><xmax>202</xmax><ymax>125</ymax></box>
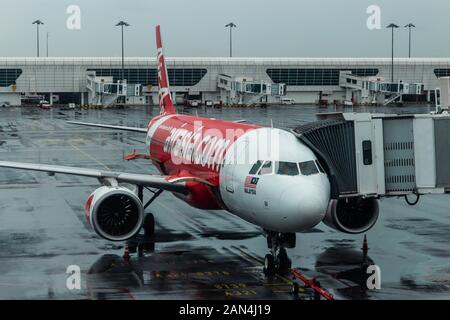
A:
<box><xmin>156</xmin><ymin>25</ymin><xmax>176</xmax><ymax>115</ymax></box>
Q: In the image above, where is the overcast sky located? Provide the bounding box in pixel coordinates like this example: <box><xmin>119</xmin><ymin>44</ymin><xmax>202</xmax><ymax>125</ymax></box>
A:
<box><xmin>0</xmin><ymin>0</ymin><xmax>449</xmax><ymax>58</ymax></box>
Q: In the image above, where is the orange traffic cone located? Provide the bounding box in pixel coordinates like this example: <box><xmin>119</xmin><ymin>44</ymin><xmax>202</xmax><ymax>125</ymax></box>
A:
<box><xmin>362</xmin><ymin>235</ymin><xmax>369</xmax><ymax>263</ymax></box>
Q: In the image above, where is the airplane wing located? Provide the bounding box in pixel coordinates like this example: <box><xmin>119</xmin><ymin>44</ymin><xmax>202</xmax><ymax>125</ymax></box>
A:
<box><xmin>0</xmin><ymin>161</ymin><xmax>186</xmax><ymax>193</ymax></box>
<box><xmin>67</xmin><ymin>121</ymin><xmax>147</xmax><ymax>133</ymax></box>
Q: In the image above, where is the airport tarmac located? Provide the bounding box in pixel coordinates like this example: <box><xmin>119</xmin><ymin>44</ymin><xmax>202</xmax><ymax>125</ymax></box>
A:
<box><xmin>0</xmin><ymin>104</ymin><xmax>449</xmax><ymax>300</ymax></box>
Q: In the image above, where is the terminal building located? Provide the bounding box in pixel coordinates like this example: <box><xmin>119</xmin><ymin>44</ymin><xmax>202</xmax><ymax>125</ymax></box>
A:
<box><xmin>1</xmin><ymin>57</ymin><xmax>450</xmax><ymax>107</ymax></box>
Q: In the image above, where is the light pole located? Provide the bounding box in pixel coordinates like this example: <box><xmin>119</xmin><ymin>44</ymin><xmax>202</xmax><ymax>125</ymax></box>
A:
<box><xmin>115</xmin><ymin>21</ymin><xmax>130</xmax><ymax>82</ymax></box>
<box><xmin>32</xmin><ymin>20</ymin><xmax>44</xmax><ymax>57</ymax></box>
<box><xmin>387</xmin><ymin>23</ymin><xmax>399</xmax><ymax>83</ymax></box>
<box><xmin>225</xmin><ymin>22</ymin><xmax>237</xmax><ymax>57</ymax></box>
<box><xmin>46</xmin><ymin>32</ymin><xmax>49</xmax><ymax>57</ymax></box>
<box><xmin>405</xmin><ymin>23</ymin><xmax>415</xmax><ymax>58</ymax></box>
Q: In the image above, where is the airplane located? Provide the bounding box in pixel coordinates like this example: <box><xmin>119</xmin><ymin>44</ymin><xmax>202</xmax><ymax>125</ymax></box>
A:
<box><xmin>0</xmin><ymin>26</ymin><xmax>380</xmax><ymax>276</ymax></box>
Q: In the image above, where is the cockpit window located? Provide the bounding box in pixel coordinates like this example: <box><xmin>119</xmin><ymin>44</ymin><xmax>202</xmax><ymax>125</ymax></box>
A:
<box><xmin>276</xmin><ymin>162</ymin><xmax>299</xmax><ymax>176</ymax></box>
<box><xmin>249</xmin><ymin>160</ymin><xmax>263</xmax><ymax>175</ymax></box>
<box><xmin>315</xmin><ymin>160</ymin><xmax>325</xmax><ymax>174</ymax></box>
<box><xmin>258</xmin><ymin>161</ymin><xmax>273</xmax><ymax>175</ymax></box>
<box><xmin>299</xmin><ymin>161</ymin><xmax>319</xmax><ymax>176</ymax></box>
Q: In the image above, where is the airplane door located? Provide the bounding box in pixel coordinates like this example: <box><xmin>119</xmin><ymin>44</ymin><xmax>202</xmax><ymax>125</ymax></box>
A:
<box><xmin>224</xmin><ymin>137</ymin><xmax>249</xmax><ymax>194</ymax></box>
<box><xmin>224</xmin><ymin>164</ymin><xmax>235</xmax><ymax>194</ymax></box>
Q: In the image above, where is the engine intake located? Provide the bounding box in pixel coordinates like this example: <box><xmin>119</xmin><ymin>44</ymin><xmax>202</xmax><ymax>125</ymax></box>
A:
<box><xmin>85</xmin><ymin>186</ymin><xmax>144</xmax><ymax>241</ymax></box>
<box><xmin>323</xmin><ymin>197</ymin><xmax>379</xmax><ymax>234</ymax></box>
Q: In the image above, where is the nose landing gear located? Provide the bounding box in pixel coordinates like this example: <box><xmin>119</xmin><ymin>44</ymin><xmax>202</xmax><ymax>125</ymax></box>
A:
<box><xmin>263</xmin><ymin>232</ymin><xmax>295</xmax><ymax>276</ymax></box>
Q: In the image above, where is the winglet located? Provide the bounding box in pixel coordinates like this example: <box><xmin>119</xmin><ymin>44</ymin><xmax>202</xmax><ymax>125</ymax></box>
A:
<box><xmin>156</xmin><ymin>25</ymin><xmax>176</xmax><ymax>115</ymax></box>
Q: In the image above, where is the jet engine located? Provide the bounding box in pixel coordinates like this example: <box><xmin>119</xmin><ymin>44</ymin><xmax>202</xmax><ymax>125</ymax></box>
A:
<box><xmin>323</xmin><ymin>197</ymin><xmax>379</xmax><ymax>234</ymax></box>
<box><xmin>85</xmin><ymin>186</ymin><xmax>144</xmax><ymax>241</ymax></box>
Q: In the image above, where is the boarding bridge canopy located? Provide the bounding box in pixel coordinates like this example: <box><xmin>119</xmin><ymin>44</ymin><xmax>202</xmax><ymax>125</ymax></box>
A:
<box><xmin>217</xmin><ymin>74</ymin><xmax>286</xmax><ymax>105</ymax></box>
<box><xmin>293</xmin><ymin>112</ymin><xmax>450</xmax><ymax>199</ymax></box>
<box><xmin>339</xmin><ymin>71</ymin><xmax>423</xmax><ymax>95</ymax></box>
<box><xmin>86</xmin><ymin>71</ymin><xmax>142</xmax><ymax>107</ymax></box>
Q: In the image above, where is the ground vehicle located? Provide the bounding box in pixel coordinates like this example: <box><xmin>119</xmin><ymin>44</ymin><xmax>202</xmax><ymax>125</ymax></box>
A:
<box><xmin>38</xmin><ymin>100</ymin><xmax>51</xmax><ymax>109</ymax></box>
<box><xmin>0</xmin><ymin>102</ymin><xmax>10</xmax><ymax>107</ymax></box>
<box><xmin>68</xmin><ymin>103</ymin><xmax>77</xmax><ymax>109</ymax></box>
<box><xmin>185</xmin><ymin>100</ymin><xmax>200</xmax><ymax>107</ymax></box>
<box><xmin>281</xmin><ymin>98</ymin><xmax>295</xmax><ymax>105</ymax></box>
<box><xmin>344</xmin><ymin>100</ymin><xmax>354</xmax><ymax>107</ymax></box>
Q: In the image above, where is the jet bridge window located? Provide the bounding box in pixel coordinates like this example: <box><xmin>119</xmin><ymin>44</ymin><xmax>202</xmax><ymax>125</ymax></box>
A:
<box><xmin>275</xmin><ymin>162</ymin><xmax>299</xmax><ymax>176</ymax></box>
<box><xmin>299</xmin><ymin>161</ymin><xmax>319</xmax><ymax>176</ymax></box>
<box><xmin>362</xmin><ymin>140</ymin><xmax>373</xmax><ymax>165</ymax></box>
<box><xmin>258</xmin><ymin>161</ymin><xmax>273</xmax><ymax>175</ymax></box>
<box><xmin>249</xmin><ymin>160</ymin><xmax>263</xmax><ymax>175</ymax></box>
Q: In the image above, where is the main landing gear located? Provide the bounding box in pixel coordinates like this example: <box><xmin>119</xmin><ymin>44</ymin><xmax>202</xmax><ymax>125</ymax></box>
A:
<box><xmin>126</xmin><ymin>186</ymin><xmax>163</xmax><ymax>255</ymax></box>
<box><xmin>263</xmin><ymin>231</ymin><xmax>296</xmax><ymax>276</ymax></box>
<box><xmin>143</xmin><ymin>212</ymin><xmax>155</xmax><ymax>238</ymax></box>
<box><xmin>137</xmin><ymin>185</ymin><xmax>163</xmax><ymax>238</ymax></box>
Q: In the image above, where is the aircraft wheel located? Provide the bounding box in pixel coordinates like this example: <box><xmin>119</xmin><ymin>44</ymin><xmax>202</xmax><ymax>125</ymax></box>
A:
<box><xmin>292</xmin><ymin>282</ymin><xmax>300</xmax><ymax>295</ymax></box>
<box><xmin>264</xmin><ymin>254</ymin><xmax>275</xmax><ymax>276</ymax></box>
<box><xmin>143</xmin><ymin>213</ymin><xmax>155</xmax><ymax>238</ymax></box>
<box><xmin>277</xmin><ymin>248</ymin><xmax>292</xmax><ymax>274</ymax></box>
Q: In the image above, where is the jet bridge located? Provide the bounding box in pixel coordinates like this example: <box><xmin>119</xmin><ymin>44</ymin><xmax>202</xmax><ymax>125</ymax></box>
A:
<box><xmin>292</xmin><ymin>112</ymin><xmax>450</xmax><ymax>200</ymax></box>
<box><xmin>86</xmin><ymin>71</ymin><xmax>143</xmax><ymax>108</ymax></box>
<box><xmin>339</xmin><ymin>71</ymin><xmax>424</xmax><ymax>106</ymax></box>
<box><xmin>217</xmin><ymin>74</ymin><xmax>286</xmax><ymax>106</ymax></box>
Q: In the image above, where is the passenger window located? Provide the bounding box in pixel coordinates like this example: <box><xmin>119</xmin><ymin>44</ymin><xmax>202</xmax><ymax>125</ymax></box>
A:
<box><xmin>299</xmin><ymin>161</ymin><xmax>319</xmax><ymax>176</ymax></box>
<box><xmin>258</xmin><ymin>161</ymin><xmax>273</xmax><ymax>175</ymax></box>
<box><xmin>315</xmin><ymin>160</ymin><xmax>325</xmax><ymax>174</ymax></box>
<box><xmin>276</xmin><ymin>162</ymin><xmax>299</xmax><ymax>176</ymax></box>
<box><xmin>249</xmin><ymin>160</ymin><xmax>263</xmax><ymax>175</ymax></box>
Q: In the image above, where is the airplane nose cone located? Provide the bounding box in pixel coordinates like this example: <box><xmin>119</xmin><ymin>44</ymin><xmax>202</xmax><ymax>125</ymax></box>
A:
<box><xmin>279</xmin><ymin>181</ymin><xmax>329</xmax><ymax>232</ymax></box>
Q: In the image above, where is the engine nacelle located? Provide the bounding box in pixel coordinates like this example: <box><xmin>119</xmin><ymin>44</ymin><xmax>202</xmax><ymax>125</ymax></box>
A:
<box><xmin>85</xmin><ymin>186</ymin><xmax>144</xmax><ymax>241</ymax></box>
<box><xmin>323</xmin><ymin>198</ymin><xmax>379</xmax><ymax>234</ymax></box>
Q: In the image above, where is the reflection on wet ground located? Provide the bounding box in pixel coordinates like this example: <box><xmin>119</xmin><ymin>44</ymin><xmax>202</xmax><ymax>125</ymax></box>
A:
<box><xmin>85</xmin><ymin>244</ymin><xmax>376</xmax><ymax>300</ymax></box>
<box><xmin>0</xmin><ymin>104</ymin><xmax>449</xmax><ymax>300</ymax></box>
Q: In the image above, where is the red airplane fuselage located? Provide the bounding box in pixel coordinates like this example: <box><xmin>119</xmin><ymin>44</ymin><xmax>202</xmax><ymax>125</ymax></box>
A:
<box><xmin>146</xmin><ymin>113</ymin><xmax>260</xmax><ymax>209</ymax></box>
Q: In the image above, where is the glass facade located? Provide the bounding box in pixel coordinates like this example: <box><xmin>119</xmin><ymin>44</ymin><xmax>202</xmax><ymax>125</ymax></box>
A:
<box><xmin>266</xmin><ymin>68</ymin><xmax>379</xmax><ymax>86</ymax></box>
<box><xmin>434</xmin><ymin>69</ymin><xmax>450</xmax><ymax>78</ymax></box>
<box><xmin>0</xmin><ymin>69</ymin><xmax>22</xmax><ymax>87</ymax></box>
<box><xmin>87</xmin><ymin>68</ymin><xmax>207</xmax><ymax>86</ymax></box>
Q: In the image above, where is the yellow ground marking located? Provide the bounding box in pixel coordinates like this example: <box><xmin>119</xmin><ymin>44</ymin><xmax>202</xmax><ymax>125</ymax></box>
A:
<box><xmin>70</xmin><ymin>143</ymin><xmax>111</xmax><ymax>171</ymax></box>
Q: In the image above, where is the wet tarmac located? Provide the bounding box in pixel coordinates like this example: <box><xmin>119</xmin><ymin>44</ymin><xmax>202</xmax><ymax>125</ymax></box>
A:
<box><xmin>0</xmin><ymin>104</ymin><xmax>449</xmax><ymax>300</ymax></box>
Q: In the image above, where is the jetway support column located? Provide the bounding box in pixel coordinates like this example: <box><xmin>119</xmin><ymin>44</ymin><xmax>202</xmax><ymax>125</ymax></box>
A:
<box><xmin>172</xmin><ymin>92</ymin><xmax>177</xmax><ymax>105</ymax></box>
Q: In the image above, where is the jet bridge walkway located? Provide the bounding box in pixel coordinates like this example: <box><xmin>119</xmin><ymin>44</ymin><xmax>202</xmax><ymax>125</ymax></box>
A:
<box><xmin>86</xmin><ymin>71</ymin><xmax>143</xmax><ymax>108</ymax></box>
<box><xmin>292</xmin><ymin>112</ymin><xmax>450</xmax><ymax>200</ymax></box>
<box><xmin>339</xmin><ymin>71</ymin><xmax>424</xmax><ymax>106</ymax></box>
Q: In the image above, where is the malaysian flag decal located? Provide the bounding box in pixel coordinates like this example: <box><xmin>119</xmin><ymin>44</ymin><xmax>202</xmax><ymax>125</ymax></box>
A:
<box><xmin>244</xmin><ymin>176</ymin><xmax>259</xmax><ymax>189</ymax></box>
